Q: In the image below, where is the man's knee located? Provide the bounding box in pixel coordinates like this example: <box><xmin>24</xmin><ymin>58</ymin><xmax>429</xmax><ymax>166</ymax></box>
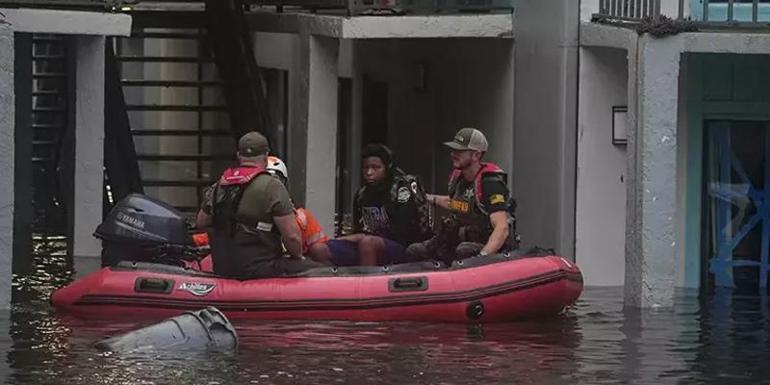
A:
<box><xmin>359</xmin><ymin>235</ymin><xmax>384</xmax><ymax>250</ymax></box>
<box><xmin>455</xmin><ymin>242</ymin><xmax>483</xmax><ymax>260</ymax></box>
<box><xmin>406</xmin><ymin>242</ymin><xmax>428</xmax><ymax>259</ymax></box>
<box><xmin>277</xmin><ymin>256</ymin><xmax>323</xmax><ymax>275</ymax></box>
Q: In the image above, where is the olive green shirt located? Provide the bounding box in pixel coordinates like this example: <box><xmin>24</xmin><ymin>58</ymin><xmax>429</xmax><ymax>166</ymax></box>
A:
<box><xmin>236</xmin><ymin>173</ymin><xmax>294</xmax><ymax>225</ymax></box>
<box><xmin>202</xmin><ymin>173</ymin><xmax>294</xmax><ymax>223</ymax></box>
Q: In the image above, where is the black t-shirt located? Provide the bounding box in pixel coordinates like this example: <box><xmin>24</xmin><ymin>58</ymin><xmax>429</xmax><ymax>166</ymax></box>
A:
<box><xmin>354</xmin><ymin>183</ymin><xmax>393</xmax><ymax>237</ymax></box>
<box><xmin>353</xmin><ymin>173</ymin><xmax>432</xmax><ymax>246</ymax></box>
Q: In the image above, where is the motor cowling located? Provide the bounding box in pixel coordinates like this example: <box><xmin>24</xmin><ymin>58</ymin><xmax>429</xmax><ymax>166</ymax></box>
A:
<box><xmin>95</xmin><ymin>194</ymin><xmax>199</xmax><ymax>267</ymax></box>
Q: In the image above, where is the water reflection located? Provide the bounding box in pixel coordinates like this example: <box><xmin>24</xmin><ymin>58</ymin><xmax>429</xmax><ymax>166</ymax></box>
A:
<box><xmin>5</xmin><ymin>247</ymin><xmax>770</xmax><ymax>384</ymax></box>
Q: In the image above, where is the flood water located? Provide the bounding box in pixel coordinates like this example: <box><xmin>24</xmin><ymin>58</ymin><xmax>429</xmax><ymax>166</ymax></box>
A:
<box><xmin>3</xmin><ymin>242</ymin><xmax>770</xmax><ymax>385</ymax></box>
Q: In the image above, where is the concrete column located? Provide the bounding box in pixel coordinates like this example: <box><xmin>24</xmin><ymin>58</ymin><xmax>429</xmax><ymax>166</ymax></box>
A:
<box><xmin>513</xmin><ymin>0</ymin><xmax>579</xmax><ymax>258</ymax></box>
<box><xmin>287</xmin><ymin>34</ymin><xmax>306</xmax><ymax>204</ymax></box>
<box><xmin>624</xmin><ymin>35</ymin><xmax>681</xmax><ymax>308</ymax></box>
<box><xmin>348</xmin><ymin>40</ymin><xmax>363</xmax><ymax>212</ymax></box>
<box><xmin>0</xmin><ymin>20</ymin><xmax>14</xmax><ymax>310</ymax></box>
<box><xmin>305</xmin><ymin>35</ymin><xmax>339</xmax><ymax>234</ymax></box>
<box><xmin>72</xmin><ymin>36</ymin><xmax>105</xmax><ymax>269</ymax></box>
<box><xmin>288</xmin><ymin>33</ymin><xmax>339</xmax><ymax>234</ymax></box>
<box><xmin>13</xmin><ymin>33</ymin><xmax>32</xmax><ymax>276</ymax></box>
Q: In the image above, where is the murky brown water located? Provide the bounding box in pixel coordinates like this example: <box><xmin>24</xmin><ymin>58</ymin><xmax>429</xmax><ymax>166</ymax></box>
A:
<box><xmin>4</xmin><ymin>241</ymin><xmax>770</xmax><ymax>385</ymax></box>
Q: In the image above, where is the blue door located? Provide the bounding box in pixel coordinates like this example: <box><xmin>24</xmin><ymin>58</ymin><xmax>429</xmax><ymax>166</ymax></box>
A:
<box><xmin>705</xmin><ymin>121</ymin><xmax>770</xmax><ymax>292</ymax></box>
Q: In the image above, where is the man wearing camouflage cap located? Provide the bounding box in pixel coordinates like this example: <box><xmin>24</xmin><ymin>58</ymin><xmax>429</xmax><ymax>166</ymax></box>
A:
<box><xmin>196</xmin><ymin>131</ymin><xmax>322</xmax><ymax>278</ymax></box>
<box><xmin>406</xmin><ymin>128</ymin><xmax>518</xmax><ymax>264</ymax></box>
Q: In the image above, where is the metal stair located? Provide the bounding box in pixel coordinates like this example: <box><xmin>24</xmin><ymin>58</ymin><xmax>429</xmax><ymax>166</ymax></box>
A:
<box><xmin>30</xmin><ymin>34</ymin><xmax>70</xmax><ymax>235</ymax></box>
<box><xmin>114</xmin><ymin>21</ymin><xmax>237</xmax><ymax>216</ymax></box>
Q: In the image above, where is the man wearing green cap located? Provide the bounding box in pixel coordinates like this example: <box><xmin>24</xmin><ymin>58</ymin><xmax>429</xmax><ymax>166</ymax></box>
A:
<box><xmin>406</xmin><ymin>127</ymin><xmax>517</xmax><ymax>264</ymax></box>
<box><xmin>196</xmin><ymin>131</ymin><xmax>322</xmax><ymax>279</ymax></box>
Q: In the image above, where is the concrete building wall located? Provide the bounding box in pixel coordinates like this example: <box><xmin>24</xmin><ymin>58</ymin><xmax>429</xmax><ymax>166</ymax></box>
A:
<box><xmin>513</xmin><ymin>0</ymin><xmax>579</xmax><ymax>257</ymax></box>
<box><xmin>253</xmin><ymin>33</ymin><xmax>514</xmax><ymax>207</ymax></box>
<box><xmin>576</xmin><ymin>46</ymin><xmax>628</xmax><ymax>286</ymax></box>
<box><xmin>0</xmin><ymin>21</ymin><xmax>14</xmax><ymax>309</ymax></box>
<box><xmin>254</xmin><ymin>32</ymin><xmax>295</xmax><ymax>71</ymax></box>
<box><xmin>676</xmin><ymin>54</ymin><xmax>690</xmax><ymax>289</ymax></box>
<box><xmin>581</xmin><ymin>0</ymin><xmax>600</xmax><ymax>21</ymax></box>
<box><xmin>73</xmin><ymin>36</ymin><xmax>106</xmax><ymax>258</ymax></box>
<box><xmin>255</xmin><ymin>32</ymin><xmax>354</xmax><ymax>76</ymax></box>
<box><xmin>354</xmin><ymin>39</ymin><xmax>439</xmax><ymax>190</ymax></box>
<box><xmin>301</xmin><ymin>35</ymin><xmax>340</xmax><ymax>234</ymax></box>
<box><xmin>351</xmin><ymin>38</ymin><xmax>514</xmax><ymax>195</ymax></box>
<box><xmin>681</xmin><ymin>53</ymin><xmax>770</xmax><ymax>289</ymax></box>
<box><xmin>433</xmin><ymin>39</ymin><xmax>515</xmax><ymax>191</ymax></box>
<box><xmin>128</xmin><ymin>34</ymin><xmax>230</xmax><ymax>210</ymax></box>
<box><xmin>581</xmin><ymin>24</ymin><xmax>770</xmax><ymax>305</ymax></box>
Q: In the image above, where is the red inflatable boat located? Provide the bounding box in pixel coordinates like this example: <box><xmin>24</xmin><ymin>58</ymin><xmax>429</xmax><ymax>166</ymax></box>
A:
<box><xmin>51</xmin><ymin>254</ymin><xmax>583</xmax><ymax>323</ymax></box>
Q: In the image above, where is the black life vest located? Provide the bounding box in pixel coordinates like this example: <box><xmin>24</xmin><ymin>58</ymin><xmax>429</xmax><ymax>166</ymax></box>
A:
<box><xmin>210</xmin><ymin>165</ymin><xmax>284</xmax><ymax>278</ymax></box>
<box><xmin>446</xmin><ymin>163</ymin><xmax>520</xmax><ymax>249</ymax></box>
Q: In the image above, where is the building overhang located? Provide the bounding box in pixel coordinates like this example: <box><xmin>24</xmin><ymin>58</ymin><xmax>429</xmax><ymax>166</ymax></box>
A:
<box><xmin>581</xmin><ymin>21</ymin><xmax>770</xmax><ymax>54</ymax></box>
<box><xmin>246</xmin><ymin>12</ymin><xmax>514</xmax><ymax>39</ymax></box>
<box><xmin>580</xmin><ymin>22</ymin><xmax>637</xmax><ymax>51</ymax></box>
<box><xmin>0</xmin><ymin>8</ymin><xmax>131</xmax><ymax>36</ymax></box>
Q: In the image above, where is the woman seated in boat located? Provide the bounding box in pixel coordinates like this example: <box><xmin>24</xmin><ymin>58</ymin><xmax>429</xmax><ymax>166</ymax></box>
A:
<box><xmin>326</xmin><ymin>143</ymin><xmax>433</xmax><ymax>266</ymax></box>
<box><xmin>265</xmin><ymin>155</ymin><xmax>334</xmax><ymax>264</ymax></box>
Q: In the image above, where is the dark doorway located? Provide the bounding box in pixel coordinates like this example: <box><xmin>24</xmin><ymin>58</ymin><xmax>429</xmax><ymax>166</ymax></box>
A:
<box><xmin>362</xmin><ymin>76</ymin><xmax>388</xmax><ymax>146</ymax></box>
<box><xmin>336</xmin><ymin>78</ymin><xmax>352</xmax><ymax>236</ymax></box>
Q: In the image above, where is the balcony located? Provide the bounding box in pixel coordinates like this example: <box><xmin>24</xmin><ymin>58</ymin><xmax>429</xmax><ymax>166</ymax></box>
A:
<box><xmin>0</xmin><ymin>0</ymin><xmax>115</xmax><ymax>11</ymax></box>
<box><xmin>250</xmin><ymin>0</ymin><xmax>514</xmax><ymax>15</ymax></box>
<box><xmin>0</xmin><ymin>0</ymin><xmax>516</xmax><ymax>15</ymax></box>
<box><xmin>595</xmin><ymin>0</ymin><xmax>770</xmax><ymax>26</ymax></box>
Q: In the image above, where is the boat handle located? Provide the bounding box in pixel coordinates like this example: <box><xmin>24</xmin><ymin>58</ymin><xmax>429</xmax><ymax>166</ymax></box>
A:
<box><xmin>389</xmin><ymin>276</ymin><xmax>429</xmax><ymax>292</ymax></box>
<box><xmin>134</xmin><ymin>277</ymin><xmax>175</xmax><ymax>294</ymax></box>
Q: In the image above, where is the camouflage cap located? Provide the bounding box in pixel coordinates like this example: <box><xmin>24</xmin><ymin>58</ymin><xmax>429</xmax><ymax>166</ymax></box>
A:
<box><xmin>238</xmin><ymin>131</ymin><xmax>269</xmax><ymax>157</ymax></box>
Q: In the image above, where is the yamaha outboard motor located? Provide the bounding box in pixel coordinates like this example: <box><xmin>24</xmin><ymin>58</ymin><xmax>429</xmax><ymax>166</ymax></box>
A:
<box><xmin>95</xmin><ymin>194</ymin><xmax>201</xmax><ymax>267</ymax></box>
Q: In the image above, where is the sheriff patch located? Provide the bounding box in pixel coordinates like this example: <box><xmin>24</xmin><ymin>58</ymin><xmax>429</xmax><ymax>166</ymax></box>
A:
<box><xmin>410</xmin><ymin>181</ymin><xmax>418</xmax><ymax>194</ymax></box>
<box><xmin>397</xmin><ymin>187</ymin><xmax>411</xmax><ymax>203</ymax></box>
<box><xmin>490</xmin><ymin>194</ymin><xmax>506</xmax><ymax>205</ymax></box>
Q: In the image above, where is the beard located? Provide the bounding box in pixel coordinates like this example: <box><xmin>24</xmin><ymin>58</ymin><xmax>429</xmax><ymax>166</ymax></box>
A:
<box><xmin>452</xmin><ymin>157</ymin><xmax>472</xmax><ymax>170</ymax></box>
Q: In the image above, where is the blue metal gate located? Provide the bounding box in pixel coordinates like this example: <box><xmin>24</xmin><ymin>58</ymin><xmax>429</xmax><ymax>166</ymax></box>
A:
<box><xmin>707</xmin><ymin>121</ymin><xmax>770</xmax><ymax>290</ymax></box>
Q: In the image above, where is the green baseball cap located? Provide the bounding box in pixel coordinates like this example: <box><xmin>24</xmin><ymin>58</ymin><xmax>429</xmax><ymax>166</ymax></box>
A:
<box><xmin>443</xmin><ymin>127</ymin><xmax>488</xmax><ymax>152</ymax></box>
<box><xmin>238</xmin><ymin>131</ymin><xmax>269</xmax><ymax>157</ymax></box>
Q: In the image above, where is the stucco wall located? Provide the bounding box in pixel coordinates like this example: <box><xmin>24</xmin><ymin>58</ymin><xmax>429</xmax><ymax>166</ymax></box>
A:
<box><xmin>432</xmin><ymin>39</ymin><xmax>515</xmax><ymax>193</ymax></box>
<box><xmin>354</xmin><ymin>39</ymin><xmax>439</xmax><ymax>190</ymax></box>
<box><xmin>73</xmin><ymin>36</ymin><xmax>106</xmax><ymax>258</ymax></box>
<box><xmin>513</xmin><ymin>0</ymin><xmax>579</xmax><ymax>257</ymax></box>
<box><xmin>581</xmin><ymin>0</ymin><xmax>600</xmax><ymax>21</ymax></box>
<box><xmin>254</xmin><ymin>32</ymin><xmax>352</xmax><ymax>77</ymax></box>
<box><xmin>254</xmin><ymin>34</ymin><xmax>515</xmax><ymax>204</ymax></box>
<box><xmin>0</xmin><ymin>21</ymin><xmax>14</xmax><ymax>310</ymax></box>
<box><xmin>254</xmin><ymin>32</ymin><xmax>295</xmax><ymax>71</ymax></box>
<box><xmin>682</xmin><ymin>53</ymin><xmax>770</xmax><ymax>289</ymax></box>
<box><xmin>127</xmin><ymin>36</ymin><xmax>231</xmax><ymax>210</ymax></box>
<box><xmin>353</xmin><ymin>38</ymin><xmax>514</xmax><ymax>196</ymax></box>
<box><xmin>576</xmin><ymin>46</ymin><xmax>628</xmax><ymax>286</ymax></box>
